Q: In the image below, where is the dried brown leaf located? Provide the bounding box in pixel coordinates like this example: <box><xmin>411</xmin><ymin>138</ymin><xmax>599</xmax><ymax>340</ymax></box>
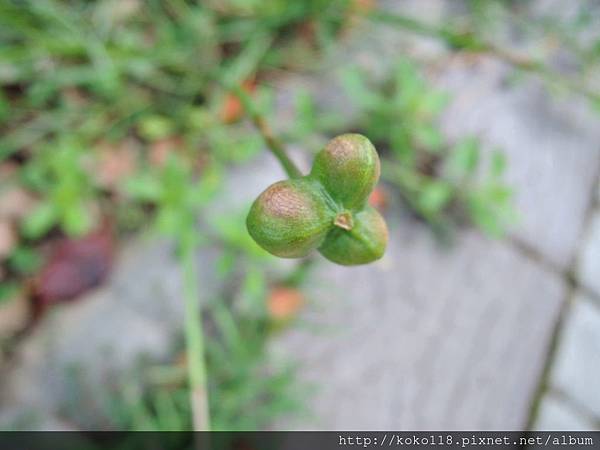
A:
<box><xmin>35</xmin><ymin>227</ymin><xmax>114</xmax><ymax>305</ymax></box>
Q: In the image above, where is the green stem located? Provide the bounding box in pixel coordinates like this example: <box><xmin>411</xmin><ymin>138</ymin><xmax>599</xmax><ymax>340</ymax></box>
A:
<box><xmin>283</xmin><ymin>256</ymin><xmax>316</xmax><ymax>287</ymax></box>
<box><xmin>231</xmin><ymin>84</ymin><xmax>303</xmax><ymax>179</ymax></box>
<box><xmin>180</xmin><ymin>236</ymin><xmax>210</xmax><ymax>431</ymax></box>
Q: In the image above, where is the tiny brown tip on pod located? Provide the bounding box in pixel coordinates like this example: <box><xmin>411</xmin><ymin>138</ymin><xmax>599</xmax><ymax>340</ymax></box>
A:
<box><xmin>333</xmin><ymin>211</ymin><xmax>354</xmax><ymax>231</ymax></box>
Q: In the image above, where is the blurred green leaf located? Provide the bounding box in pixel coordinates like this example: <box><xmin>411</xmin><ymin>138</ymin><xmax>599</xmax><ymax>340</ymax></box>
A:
<box><xmin>418</xmin><ymin>181</ymin><xmax>453</xmax><ymax>215</ymax></box>
<box><xmin>419</xmin><ymin>91</ymin><xmax>450</xmax><ymax>117</ymax></box>
<box><xmin>0</xmin><ymin>282</ymin><xmax>20</xmax><ymax>304</ymax></box>
<box><xmin>7</xmin><ymin>246</ymin><xmax>42</xmax><ymax>275</ymax></box>
<box><xmin>415</xmin><ymin>125</ymin><xmax>443</xmax><ymax>152</ymax></box>
<box><xmin>216</xmin><ymin>252</ymin><xmax>237</xmax><ymax>278</ymax></box>
<box><xmin>0</xmin><ymin>89</ymin><xmax>8</xmax><ymax>122</ymax></box>
<box><xmin>448</xmin><ymin>138</ymin><xmax>480</xmax><ymax>175</ymax></box>
<box><xmin>125</xmin><ymin>174</ymin><xmax>163</xmax><ymax>202</ymax></box>
<box><xmin>138</xmin><ymin>116</ymin><xmax>174</xmax><ymax>141</ymax></box>
<box><xmin>467</xmin><ymin>184</ymin><xmax>514</xmax><ymax>238</ymax></box>
<box><xmin>467</xmin><ymin>195</ymin><xmax>502</xmax><ymax>237</ymax></box>
<box><xmin>22</xmin><ymin>202</ymin><xmax>57</xmax><ymax>239</ymax></box>
<box><xmin>241</xmin><ymin>265</ymin><xmax>266</xmax><ymax>312</ymax></box>
<box><xmin>352</xmin><ymin>58</ymin><xmax>514</xmax><ymax>236</ymax></box>
<box><xmin>590</xmin><ymin>96</ymin><xmax>600</xmax><ymax>115</ymax></box>
<box><xmin>61</xmin><ymin>202</ymin><xmax>92</xmax><ymax>236</ymax></box>
<box><xmin>341</xmin><ymin>67</ymin><xmax>379</xmax><ymax>110</ymax></box>
<box><xmin>491</xmin><ymin>150</ymin><xmax>507</xmax><ymax>177</ymax></box>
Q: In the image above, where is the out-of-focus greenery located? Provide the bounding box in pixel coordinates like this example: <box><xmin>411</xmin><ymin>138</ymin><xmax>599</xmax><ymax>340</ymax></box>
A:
<box><xmin>56</xmin><ymin>209</ymin><xmax>308</xmax><ymax>431</ymax></box>
<box><xmin>104</xmin><ymin>300</ymin><xmax>305</xmax><ymax>431</ymax></box>
<box><xmin>63</xmin><ymin>235</ymin><xmax>306</xmax><ymax>431</ymax></box>
<box><xmin>0</xmin><ymin>0</ymin><xmax>359</xmax><ymax>296</ymax></box>
<box><xmin>342</xmin><ymin>60</ymin><xmax>515</xmax><ymax>236</ymax></box>
<box><xmin>278</xmin><ymin>59</ymin><xmax>516</xmax><ymax>237</ymax></box>
<box><xmin>0</xmin><ymin>0</ymin><xmax>358</xmax><ymax>219</ymax></box>
<box><xmin>373</xmin><ymin>0</ymin><xmax>600</xmax><ymax>110</ymax></box>
<box><xmin>0</xmin><ymin>0</ymin><xmax>359</xmax><ymax>429</ymax></box>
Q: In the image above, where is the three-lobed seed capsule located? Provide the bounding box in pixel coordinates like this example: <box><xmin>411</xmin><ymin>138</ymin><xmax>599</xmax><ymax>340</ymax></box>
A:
<box><xmin>246</xmin><ymin>134</ymin><xmax>388</xmax><ymax>266</ymax></box>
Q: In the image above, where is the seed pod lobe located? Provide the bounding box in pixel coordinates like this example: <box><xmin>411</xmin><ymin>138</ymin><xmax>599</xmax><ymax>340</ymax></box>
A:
<box><xmin>311</xmin><ymin>134</ymin><xmax>380</xmax><ymax>210</ymax></box>
<box><xmin>319</xmin><ymin>206</ymin><xmax>388</xmax><ymax>265</ymax></box>
<box><xmin>246</xmin><ymin>178</ymin><xmax>333</xmax><ymax>258</ymax></box>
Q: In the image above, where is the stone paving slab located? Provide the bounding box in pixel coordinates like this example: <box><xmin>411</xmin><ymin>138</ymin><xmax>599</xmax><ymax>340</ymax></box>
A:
<box><xmin>437</xmin><ymin>57</ymin><xmax>600</xmax><ymax>270</ymax></box>
<box><xmin>273</xmin><ymin>2</ymin><xmax>599</xmax><ymax>427</ymax></box>
<box><xmin>547</xmin><ymin>293</ymin><xmax>600</xmax><ymax>422</ymax></box>
<box><xmin>578</xmin><ymin>212</ymin><xmax>600</xmax><ymax>298</ymax></box>
<box><xmin>0</xmin><ymin>285</ymin><xmax>176</xmax><ymax>427</ymax></box>
<box><xmin>534</xmin><ymin>394</ymin><xmax>597</xmax><ymax>431</ymax></box>
<box><xmin>276</xmin><ymin>217</ymin><xmax>566</xmax><ymax>430</ymax></box>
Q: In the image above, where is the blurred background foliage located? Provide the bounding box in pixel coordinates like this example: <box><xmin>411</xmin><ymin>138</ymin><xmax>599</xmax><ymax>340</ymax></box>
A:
<box><xmin>1</xmin><ymin>0</ymin><xmax>598</xmax><ymax>431</ymax></box>
<box><xmin>1</xmin><ymin>0</ymin><xmax>362</xmax><ymax>429</ymax></box>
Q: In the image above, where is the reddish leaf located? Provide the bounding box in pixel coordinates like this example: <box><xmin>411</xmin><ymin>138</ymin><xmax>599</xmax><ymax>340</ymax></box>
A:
<box><xmin>149</xmin><ymin>136</ymin><xmax>183</xmax><ymax>167</ymax></box>
<box><xmin>267</xmin><ymin>286</ymin><xmax>303</xmax><ymax>321</ymax></box>
<box><xmin>35</xmin><ymin>225</ymin><xmax>114</xmax><ymax>306</ymax></box>
<box><xmin>368</xmin><ymin>186</ymin><xmax>389</xmax><ymax>213</ymax></box>
<box><xmin>220</xmin><ymin>78</ymin><xmax>256</xmax><ymax>124</ymax></box>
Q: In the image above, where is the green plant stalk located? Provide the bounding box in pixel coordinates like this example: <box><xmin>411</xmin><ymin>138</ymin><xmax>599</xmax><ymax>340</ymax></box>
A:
<box><xmin>180</xmin><ymin>71</ymin><xmax>300</xmax><ymax>430</ymax></box>
<box><xmin>231</xmin><ymin>84</ymin><xmax>303</xmax><ymax>179</ymax></box>
<box><xmin>180</xmin><ymin>236</ymin><xmax>210</xmax><ymax>431</ymax></box>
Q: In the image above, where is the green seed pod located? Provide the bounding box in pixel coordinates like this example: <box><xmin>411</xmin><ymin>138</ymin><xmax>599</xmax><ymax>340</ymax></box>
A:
<box><xmin>246</xmin><ymin>178</ymin><xmax>333</xmax><ymax>258</ymax></box>
<box><xmin>319</xmin><ymin>206</ymin><xmax>388</xmax><ymax>265</ymax></box>
<box><xmin>310</xmin><ymin>133</ymin><xmax>380</xmax><ymax>210</ymax></box>
<box><xmin>246</xmin><ymin>133</ymin><xmax>388</xmax><ymax>265</ymax></box>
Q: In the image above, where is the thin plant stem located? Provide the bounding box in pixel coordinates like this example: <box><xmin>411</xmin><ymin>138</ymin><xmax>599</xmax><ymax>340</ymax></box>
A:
<box><xmin>231</xmin><ymin>84</ymin><xmax>303</xmax><ymax>179</ymax></box>
<box><xmin>282</xmin><ymin>255</ymin><xmax>316</xmax><ymax>287</ymax></box>
<box><xmin>178</xmin><ymin>74</ymin><xmax>301</xmax><ymax>433</ymax></box>
<box><xmin>180</xmin><ymin>235</ymin><xmax>211</xmax><ymax>432</ymax></box>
